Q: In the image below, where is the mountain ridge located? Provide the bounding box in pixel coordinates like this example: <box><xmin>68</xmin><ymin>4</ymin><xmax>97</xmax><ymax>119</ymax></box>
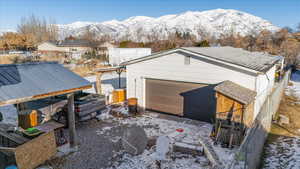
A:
<box><xmin>4</xmin><ymin>9</ymin><xmax>281</xmax><ymax>42</ymax></box>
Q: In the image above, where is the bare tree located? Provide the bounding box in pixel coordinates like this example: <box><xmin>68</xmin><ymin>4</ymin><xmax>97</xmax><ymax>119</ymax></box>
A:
<box><xmin>280</xmin><ymin>39</ymin><xmax>300</xmax><ymax>65</ymax></box>
<box><xmin>17</xmin><ymin>14</ymin><xmax>58</xmax><ymax>44</ymax></box>
<box><xmin>146</xmin><ymin>28</ymin><xmax>160</xmax><ymax>42</ymax></box>
<box><xmin>80</xmin><ymin>26</ymin><xmax>96</xmax><ymax>42</ymax></box>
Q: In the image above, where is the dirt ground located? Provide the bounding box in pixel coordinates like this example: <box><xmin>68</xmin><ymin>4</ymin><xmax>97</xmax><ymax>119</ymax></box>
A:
<box><xmin>45</xmin><ymin>119</ymin><xmax>124</xmax><ymax>169</ymax></box>
<box><xmin>270</xmin><ymin>94</ymin><xmax>300</xmax><ymax>136</ymax></box>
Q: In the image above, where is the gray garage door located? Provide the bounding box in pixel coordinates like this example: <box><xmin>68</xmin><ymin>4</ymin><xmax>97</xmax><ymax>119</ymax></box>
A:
<box><xmin>145</xmin><ymin>79</ymin><xmax>216</xmax><ymax>122</ymax></box>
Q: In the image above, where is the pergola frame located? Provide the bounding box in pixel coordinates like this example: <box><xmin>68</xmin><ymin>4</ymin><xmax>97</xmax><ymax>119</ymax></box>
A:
<box><xmin>94</xmin><ymin>66</ymin><xmax>126</xmax><ymax>94</ymax></box>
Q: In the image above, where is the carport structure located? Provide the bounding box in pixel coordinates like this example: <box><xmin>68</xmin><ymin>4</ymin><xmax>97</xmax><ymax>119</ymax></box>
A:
<box><xmin>0</xmin><ymin>62</ymin><xmax>92</xmax><ymax>148</ymax></box>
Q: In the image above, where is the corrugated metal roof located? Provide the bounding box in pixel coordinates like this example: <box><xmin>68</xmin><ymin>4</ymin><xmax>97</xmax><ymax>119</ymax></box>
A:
<box><xmin>122</xmin><ymin>47</ymin><xmax>281</xmax><ymax>73</ymax></box>
<box><xmin>214</xmin><ymin>80</ymin><xmax>257</xmax><ymax>105</ymax></box>
<box><xmin>0</xmin><ymin>62</ymin><xmax>91</xmax><ymax>103</ymax></box>
<box><xmin>182</xmin><ymin>47</ymin><xmax>280</xmax><ymax>72</ymax></box>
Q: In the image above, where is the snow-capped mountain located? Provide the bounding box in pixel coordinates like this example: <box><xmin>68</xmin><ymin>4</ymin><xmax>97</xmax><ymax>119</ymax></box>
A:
<box><xmin>57</xmin><ymin>9</ymin><xmax>280</xmax><ymax>41</ymax></box>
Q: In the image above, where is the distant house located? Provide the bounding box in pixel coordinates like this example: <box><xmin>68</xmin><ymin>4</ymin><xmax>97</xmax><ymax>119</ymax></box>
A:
<box><xmin>121</xmin><ymin>47</ymin><xmax>283</xmax><ymax>123</ymax></box>
<box><xmin>108</xmin><ymin>48</ymin><xmax>151</xmax><ymax>66</ymax></box>
<box><xmin>37</xmin><ymin>41</ymin><xmax>64</xmax><ymax>54</ymax></box>
<box><xmin>96</xmin><ymin>42</ymin><xmax>116</xmax><ymax>56</ymax></box>
<box><xmin>37</xmin><ymin>40</ymin><xmax>94</xmax><ymax>59</ymax></box>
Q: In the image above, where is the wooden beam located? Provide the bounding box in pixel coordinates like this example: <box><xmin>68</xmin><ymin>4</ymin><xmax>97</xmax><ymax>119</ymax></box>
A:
<box><xmin>67</xmin><ymin>93</ymin><xmax>77</xmax><ymax>148</ymax></box>
<box><xmin>0</xmin><ymin>146</ymin><xmax>16</xmax><ymax>152</ymax></box>
<box><xmin>94</xmin><ymin>67</ymin><xmax>122</xmax><ymax>73</ymax></box>
<box><xmin>95</xmin><ymin>73</ymin><xmax>102</xmax><ymax>95</ymax></box>
<box><xmin>0</xmin><ymin>85</ymin><xmax>92</xmax><ymax>107</ymax></box>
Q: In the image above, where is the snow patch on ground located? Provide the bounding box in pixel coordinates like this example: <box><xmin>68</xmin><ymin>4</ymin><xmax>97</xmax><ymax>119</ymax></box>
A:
<box><xmin>262</xmin><ymin>137</ymin><xmax>300</xmax><ymax>169</ymax></box>
<box><xmin>96</xmin><ymin>126</ymin><xmax>115</xmax><ymax>135</ymax></box>
<box><xmin>96</xmin><ymin>112</ymin><xmax>236</xmax><ymax>167</ymax></box>
<box><xmin>108</xmin><ymin>150</ymin><xmax>210</xmax><ymax>169</ymax></box>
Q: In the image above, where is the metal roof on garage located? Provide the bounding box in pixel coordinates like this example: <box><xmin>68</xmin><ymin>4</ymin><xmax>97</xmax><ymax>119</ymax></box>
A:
<box><xmin>121</xmin><ymin>47</ymin><xmax>282</xmax><ymax>73</ymax></box>
<box><xmin>0</xmin><ymin>62</ymin><xmax>92</xmax><ymax>106</ymax></box>
<box><xmin>181</xmin><ymin>47</ymin><xmax>281</xmax><ymax>72</ymax></box>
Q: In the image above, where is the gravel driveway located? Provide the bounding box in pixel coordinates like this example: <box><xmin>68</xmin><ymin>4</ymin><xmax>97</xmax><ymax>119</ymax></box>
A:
<box><xmin>47</xmin><ymin>119</ymin><xmax>125</xmax><ymax>169</ymax></box>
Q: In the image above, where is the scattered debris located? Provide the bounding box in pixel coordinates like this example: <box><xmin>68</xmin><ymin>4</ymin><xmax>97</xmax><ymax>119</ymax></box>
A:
<box><xmin>155</xmin><ymin>136</ymin><xmax>171</xmax><ymax>161</ymax></box>
<box><xmin>121</xmin><ymin>125</ymin><xmax>147</xmax><ymax>155</ymax></box>
<box><xmin>278</xmin><ymin>114</ymin><xmax>290</xmax><ymax>125</ymax></box>
<box><xmin>199</xmin><ymin>137</ymin><xmax>224</xmax><ymax>168</ymax></box>
<box><xmin>96</xmin><ymin>107</ymin><xmax>113</xmax><ymax>121</ymax></box>
<box><xmin>46</xmin><ymin>108</ymin><xmax>236</xmax><ymax>169</ymax></box>
<box><xmin>173</xmin><ymin>142</ymin><xmax>203</xmax><ymax>156</ymax></box>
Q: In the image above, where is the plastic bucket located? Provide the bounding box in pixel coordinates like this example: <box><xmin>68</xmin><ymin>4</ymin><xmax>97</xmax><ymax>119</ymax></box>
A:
<box><xmin>112</xmin><ymin>89</ymin><xmax>126</xmax><ymax>103</ymax></box>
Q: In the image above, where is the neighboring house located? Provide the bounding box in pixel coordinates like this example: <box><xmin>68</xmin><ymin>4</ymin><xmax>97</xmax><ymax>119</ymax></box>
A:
<box><xmin>121</xmin><ymin>47</ymin><xmax>283</xmax><ymax>122</ymax></box>
<box><xmin>37</xmin><ymin>40</ymin><xmax>94</xmax><ymax>59</ymax></box>
<box><xmin>108</xmin><ymin>48</ymin><xmax>151</xmax><ymax>66</ymax></box>
<box><xmin>37</xmin><ymin>41</ymin><xmax>66</xmax><ymax>54</ymax></box>
<box><xmin>96</xmin><ymin>42</ymin><xmax>116</xmax><ymax>56</ymax></box>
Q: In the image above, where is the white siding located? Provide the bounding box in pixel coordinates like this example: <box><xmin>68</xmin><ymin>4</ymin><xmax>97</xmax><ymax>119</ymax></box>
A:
<box><xmin>126</xmin><ymin>52</ymin><xmax>257</xmax><ymax>109</ymax></box>
<box><xmin>253</xmin><ymin>65</ymin><xmax>276</xmax><ymax>118</ymax></box>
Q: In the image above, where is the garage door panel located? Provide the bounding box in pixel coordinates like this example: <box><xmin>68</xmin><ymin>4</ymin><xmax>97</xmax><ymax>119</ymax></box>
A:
<box><xmin>146</xmin><ymin>95</ymin><xmax>181</xmax><ymax>105</ymax></box>
<box><xmin>147</xmin><ymin>102</ymin><xmax>182</xmax><ymax>116</ymax></box>
<box><xmin>145</xmin><ymin>79</ymin><xmax>216</xmax><ymax>122</ymax></box>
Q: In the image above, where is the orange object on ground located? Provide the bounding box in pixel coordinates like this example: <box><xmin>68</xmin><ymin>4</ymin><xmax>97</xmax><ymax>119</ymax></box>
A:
<box><xmin>18</xmin><ymin>110</ymin><xmax>38</xmax><ymax>129</ymax></box>
<box><xmin>128</xmin><ymin>98</ymin><xmax>138</xmax><ymax>106</ymax></box>
<box><xmin>112</xmin><ymin>89</ymin><xmax>126</xmax><ymax>103</ymax></box>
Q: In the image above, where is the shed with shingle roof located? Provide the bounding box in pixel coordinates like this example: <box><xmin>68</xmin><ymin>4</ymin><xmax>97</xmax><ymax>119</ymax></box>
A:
<box><xmin>214</xmin><ymin>80</ymin><xmax>257</xmax><ymax>105</ymax></box>
<box><xmin>214</xmin><ymin>80</ymin><xmax>257</xmax><ymax>127</ymax></box>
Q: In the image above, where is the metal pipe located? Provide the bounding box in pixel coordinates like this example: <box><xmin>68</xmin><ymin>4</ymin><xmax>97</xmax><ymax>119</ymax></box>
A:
<box><xmin>67</xmin><ymin>93</ymin><xmax>77</xmax><ymax>148</ymax></box>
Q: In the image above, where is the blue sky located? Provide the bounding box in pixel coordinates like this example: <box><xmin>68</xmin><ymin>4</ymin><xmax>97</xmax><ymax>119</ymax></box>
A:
<box><xmin>0</xmin><ymin>0</ymin><xmax>299</xmax><ymax>30</ymax></box>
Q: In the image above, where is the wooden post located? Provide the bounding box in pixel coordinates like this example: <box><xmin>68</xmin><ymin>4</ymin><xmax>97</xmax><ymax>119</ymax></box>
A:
<box><xmin>67</xmin><ymin>93</ymin><xmax>77</xmax><ymax>148</ymax></box>
<box><xmin>95</xmin><ymin>73</ymin><xmax>102</xmax><ymax>95</ymax></box>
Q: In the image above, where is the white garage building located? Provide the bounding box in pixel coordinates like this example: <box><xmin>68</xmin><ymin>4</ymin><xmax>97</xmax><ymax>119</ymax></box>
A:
<box><xmin>121</xmin><ymin>47</ymin><xmax>282</xmax><ymax>122</ymax></box>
